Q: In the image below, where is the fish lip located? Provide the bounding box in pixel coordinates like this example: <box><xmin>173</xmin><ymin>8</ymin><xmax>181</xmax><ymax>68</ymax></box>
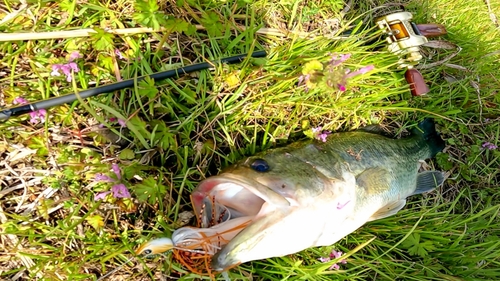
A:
<box><xmin>192</xmin><ymin>173</ymin><xmax>290</xmax><ymax>219</ymax></box>
<box><xmin>186</xmin><ymin>173</ymin><xmax>289</xmax><ymax>270</ymax></box>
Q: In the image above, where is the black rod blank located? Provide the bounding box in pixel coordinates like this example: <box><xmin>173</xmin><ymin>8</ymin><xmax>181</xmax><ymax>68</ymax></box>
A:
<box><xmin>0</xmin><ymin>50</ymin><xmax>267</xmax><ymax>121</ymax></box>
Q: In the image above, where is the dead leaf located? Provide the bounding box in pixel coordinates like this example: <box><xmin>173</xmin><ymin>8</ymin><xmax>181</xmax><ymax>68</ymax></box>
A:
<box><xmin>443</xmin><ymin>63</ymin><xmax>469</xmax><ymax>71</ymax></box>
<box><xmin>423</xmin><ymin>40</ymin><xmax>458</xmax><ymax>50</ymax></box>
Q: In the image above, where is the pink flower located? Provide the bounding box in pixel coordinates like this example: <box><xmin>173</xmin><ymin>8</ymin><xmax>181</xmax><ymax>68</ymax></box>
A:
<box><xmin>13</xmin><ymin>97</ymin><xmax>28</xmax><ymax>105</ymax></box>
<box><xmin>324</xmin><ymin>53</ymin><xmax>375</xmax><ymax>92</ymax></box>
<box><xmin>318</xmin><ymin>256</ymin><xmax>331</xmax><ymax>263</ymax></box>
<box><xmin>68</xmin><ymin>51</ymin><xmax>82</xmax><ymax>61</ymax></box>
<box><xmin>111</xmin><ymin>183</ymin><xmax>131</xmax><ymax>198</ymax></box>
<box><xmin>111</xmin><ymin>163</ymin><xmax>122</xmax><ymax>180</ymax></box>
<box><xmin>51</xmin><ymin>51</ymin><xmax>81</xmax><ymax>82</ymax></box>
<box><xmin>51</xmin><ymin>64</ymin><xmax>62</xmax><ymax>76</ymax></box>
<box><xmin>330</xmin><ymin>250</ymin><xmax>343</xmax><ymax>259</ymax></box>
<box><xmin>99</xmin><ymin>117</ymin><xmax>127</xmax><ymax>128</ymax></box>
<box><xmin>94</xmin><ymin>174</ymin><xmax>114</xmax><ymax>182</ymax></box>
<box><xmin>336</xmin><ymin>64</ymin><xmax>375</xmax><ymax>92</ymax></box>
<box><xmin>68</xmin><ymin>62</ymin><xmax>79</xmax><ymax>72</ymax></box>
<box><xmin>94</xmin><ymin>191</ymin><xmax>111</xmax><ymax>201</ymax></box>
<box><xmin>94</xmin><ymin>164</ymin><xmax>131</xmax><ymax>201</ymax></box>
<box><xmin>29</xmin><ymin>109</ymin><xmax>47</xmax><ymax>124</ymax></box>
<box><xmin>329</xmin><ymin>53</ymin><xmax>351</xmax><ymax>67</ymax></box>
<box><xmin>330</xmin><ymin>264</ymin><xmax>340</xmax><ymax>270</ymax></box>
<box><xmin>298</xmin><ymin>74</ymin><xmax>311</xmax><ymax>92</ymax></box>
<box><xmin>312</xmin><ymin>127</ymin><xmax>331</xmax><ymax>142</ymax></box>
<box><xmin>12</xmin><ymin>97</ymin><xmax>46</xmax><ymax>124</ymax></box>
<box><xmin>114</xmin><ymin>49</ymin><xmax>125</xmax><ymax>60</ymax></box>
<box><xmin>344</xmin><ymin>65</ymin><xmax>376</xmax><ymax>79</ymax></box>
<box><xmin>117</xmin><ymin>119</ymin><xmax>126</xmax><ymax>127</ymax></box>
<box><xmin>319</xmin><ymin>249</ymin><xmax>348</xmax><ymax>270</ymax></box>
<box><xmin>482</xmin><ymin>142</ymin><xmax>498</xmax><ymax>150</ymax></box>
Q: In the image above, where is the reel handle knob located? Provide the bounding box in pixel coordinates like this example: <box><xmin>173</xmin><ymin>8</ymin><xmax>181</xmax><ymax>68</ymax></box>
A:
<box><xmin>405</xmin><ymin>68</ymin><xmax>429</xmax><ymax>96</ymax></box>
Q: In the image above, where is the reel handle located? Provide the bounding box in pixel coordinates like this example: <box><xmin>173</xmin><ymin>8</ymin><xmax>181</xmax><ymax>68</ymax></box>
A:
<box><xmin>405</xmin><ymin>68</ymin><xmax>429</xmax><ymax>96</ymax></box>
<box><xmin>416</xmin><ymin>24</ymin><xmax>447</xmax><ymax>38</ymax></box>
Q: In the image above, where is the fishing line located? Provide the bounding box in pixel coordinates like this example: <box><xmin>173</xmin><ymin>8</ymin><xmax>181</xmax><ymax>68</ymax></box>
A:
<box><xmin>0</xmin><ymin>50</ymin><xmax>267</xmax><ymax>121</ymax></box>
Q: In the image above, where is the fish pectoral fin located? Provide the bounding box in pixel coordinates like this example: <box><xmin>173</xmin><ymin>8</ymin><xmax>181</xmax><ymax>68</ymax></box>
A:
<box><xmin>356</xmin><ymin>167</ymin><xmax>391</xmax><ymax>195</ymax></box>
<box><xmin>368</xmin><ymin>199</ymin><xmax>406</xmax><ymax>222</ymax></box>
<box><xmin>412</xmin><ymin>171</ymin><xmax>445</xmax><ymax>195</ymax></box>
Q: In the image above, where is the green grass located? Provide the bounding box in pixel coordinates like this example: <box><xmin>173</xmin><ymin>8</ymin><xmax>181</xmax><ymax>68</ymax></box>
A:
<box><xmin>1</xmin><ymin>0</ymin><xmax>499</xmax><ymax>280</ymax></box>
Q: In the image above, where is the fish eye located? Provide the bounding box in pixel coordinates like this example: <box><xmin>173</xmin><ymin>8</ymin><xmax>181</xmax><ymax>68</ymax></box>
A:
<box><xmin>142</xmin><ymin>249</ymin><xmax>152</xmax><ymax>255</ymax></box>
<box><xmin>250</xmin><ymin>159</ymin><xmax>270</xmax><ymax>172</ymax></box>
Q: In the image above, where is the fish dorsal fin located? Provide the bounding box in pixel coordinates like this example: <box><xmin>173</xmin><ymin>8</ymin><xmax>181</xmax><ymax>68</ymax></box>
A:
<box><xmin>356</xmin><ymin>167</ymin><xmax>391</xmax><ymax>195</ymax></box>
<box><xmin>359</xmin><ymin>125</ymin><xmax>392</xmax><ymax>137</ymax></box>
<box><xmin>412</xmin><ymin>171</ymin><xmax>445</xmax><ymax>196</ymax></box>
<box><xmin>368</xmin><ymin>199</ymin><xmax>407</xmax><ymax>222</ymax></box>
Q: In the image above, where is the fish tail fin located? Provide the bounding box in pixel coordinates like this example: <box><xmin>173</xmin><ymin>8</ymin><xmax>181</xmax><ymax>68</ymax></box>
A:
<box><xmin>412</xmin><ymin>118</ymin><xmax>445</xmax><ymax>157</ymax></box>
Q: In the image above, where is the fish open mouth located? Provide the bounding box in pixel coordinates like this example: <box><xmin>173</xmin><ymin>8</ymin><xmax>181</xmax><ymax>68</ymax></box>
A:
<box><xmin>171</xmin><ymin>173</ymin><xmax>287</xmax><ymax>256</ymax></box>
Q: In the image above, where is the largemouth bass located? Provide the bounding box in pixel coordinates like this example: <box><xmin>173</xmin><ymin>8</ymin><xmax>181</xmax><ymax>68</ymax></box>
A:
<box><xmin>137</xmin><ymin>119</ymin><xmax>445</xmax><ymax>272</ymax></box>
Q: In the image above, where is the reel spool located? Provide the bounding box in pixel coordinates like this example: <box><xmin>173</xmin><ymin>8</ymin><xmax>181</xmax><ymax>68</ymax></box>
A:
<box><xmin>376</xmin><ymin>11</ymin><xmax>428</xmax><ymax>66</ymax></box>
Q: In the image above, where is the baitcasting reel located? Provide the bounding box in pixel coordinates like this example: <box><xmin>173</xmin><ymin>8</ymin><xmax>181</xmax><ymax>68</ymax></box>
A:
<box><xmin>375</xmin><ymin>11</ymin><xmax>447</xmax><ymax>96</ymax></box>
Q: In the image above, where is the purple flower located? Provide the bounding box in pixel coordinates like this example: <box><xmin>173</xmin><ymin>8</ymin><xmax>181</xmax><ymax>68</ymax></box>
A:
<box><xmin>99</xmin><ymin>117</ymin><xmax>127</xmax><ymax>128</ymax></box>
<box><xmin>298</xmin><ymin>74</ymin><xmax>310</xmax><ymax>86</ymax></box>
<box><xmin>312</xmin><ymin>127</ymin><xmax>331</xmax><ymax>142</ymax></box>
<box><xmin>51</xmin><ymin>64</ymin><xmax>62</xmax><ymax>76</ymax></box>
<box><xmin>318</xmin><ymin>256</ymin><xmax>331</xmax><ymax>263</ymax></box>
<box><xmin>330</xmin><ymin>53</ymin><xmax>351</xmax><ymax>67</ymax></box>
<box><xmin>94</xmin><ymin>164</ymin><xmax>131</xmax><ymax>200</ymax></box>
<box><xmin>51</xmin><ymin>51</ymin><xmax>81</xmax><ymax>82</ymax></box>
<box><xmin>94</xmin><ymin>191</ymin><xmax>111</xmax><ymax>200</ymax></box>
<box><xmin>324</xmin><ymin>53</ymin><xmax>375</xmax><ymax>92</ymax></box>
<box><xmin>336</xmin><ymin>64</ymin><xmax>375</xmax><ymax>91</ymax></box>
<box><xmin>68</xmin><ymin>51</ymin><xmax>82</xmax><ymax>61</ymax></box>
<box><xmin>12</xmin><ymin>97</ymin><xmax>46</xmax><ymax>124</ymax></box>
<box><xmin>330</xmin><ymin>264</ymin><xmax>340</xmax><ymax>270</ymax></box>
<box><xmin>330</xmin><ymin>250</ymin><xmax>343</xmax><ymax>259</ymax></box>
<box><xmin>344</xmin><ymin>65</ymin><xmax>376</xmax><ymax>79</ymax></box>
<box><xmin>482</xmin><ymin>142</ymin><xmax>498</xmax><ymax>150</ymax></box>
<box><xmin>319</xmin><ymin>249</ymin><xmax>347</xmax><ymax>270</ymax></box>
<box><xmin>29</xmin><ymin>109</ymin><xmax>47</xmax><ymax>124</ymax></box>
<box><xmin>94</xmin><ymin>173</ymin><xmax>114</xmax><ymax>182</ymax></box>
<box><xmin>317</xmin><ymin>132</ymin><xmax>330</xmax><ymax>142</ymax></box>
<box><xmin>13</xmin><ymin>97</ymin><xmax>28</xmax><ymax>105</ymax></box>
<box><xmin>312</xmin><ymin>127</ymin><xmax>322</xmax><ymax>133</ymax></box>
<box><xmin>117</xmin><ymin>119</ymin><xmax>127</xmax><ymax>127</ymax></box>
<box><xmin>111</xmin><ymin>183</ymin><xmax>131</xmax><ymax>198</ymax></box>
<box><xmin>298</xmin><ymin>74</ymin><xmax>312</xmax><ymax>92</ymax></box>
<box><xmin>111</xmin><ymin>163</ymin><xmax>122</xmax><ymax>180</ymax></box>
<box><xmin>68</xmin><ymin>62</ymin><xmax>79</xmax><ymax>71</ymax></box>
<box><xmin>115</xmin><ymin>49</ymin><xmax>125</xmax><ymax>60</ymax></box>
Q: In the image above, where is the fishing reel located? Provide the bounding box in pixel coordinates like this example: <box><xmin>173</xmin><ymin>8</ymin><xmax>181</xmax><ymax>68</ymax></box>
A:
<box><xmin>375</xmin><ymin>11</ymin><xmax>447</xmax><ymax>96</ymax></box>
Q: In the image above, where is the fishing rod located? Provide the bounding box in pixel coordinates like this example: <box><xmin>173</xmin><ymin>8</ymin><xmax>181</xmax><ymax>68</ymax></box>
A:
<box><xmin>0</xmin><ymin>10</ymin><xmax>446</xmax><ymax>122</ymax></box>
<box><xmin>0</xmin><ymin>50</ymin><xmax>267</xmax><ymax>121</ymax></box>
